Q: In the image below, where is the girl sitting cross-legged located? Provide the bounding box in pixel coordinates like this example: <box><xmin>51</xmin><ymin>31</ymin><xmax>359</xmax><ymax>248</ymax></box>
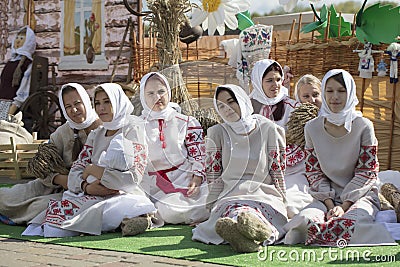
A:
<box><xmin>192</xmin><ymin>84</ymin><xmax>288</xmax><ymax>253</ymax></box>
<box><xmin>139</xmin><ymin>72</ymin><xmax>209</xmax><ymax>225</ymax></box>
<box><xmin>284</xmin><ymin>69</ymin><xmax>396</xmax><ymax>246</ymax></box>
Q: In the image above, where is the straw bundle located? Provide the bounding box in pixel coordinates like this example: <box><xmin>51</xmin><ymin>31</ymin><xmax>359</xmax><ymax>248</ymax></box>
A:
<box><xmin>27</xmin><ymin>143</ymin><xmax>69</xmax><ymax>179</ymax></box>
<box><xmin>286</xmin><ymin>103</ymin><xmax>319</xmax><ymax>147</ymax></box>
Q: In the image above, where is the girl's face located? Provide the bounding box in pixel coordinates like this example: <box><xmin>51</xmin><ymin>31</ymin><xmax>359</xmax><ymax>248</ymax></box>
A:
<box><xmin>14</xmin><ymin>33</ymin><xmax>26</xmax><ymax>49</ymax></box>
<box><xmin>144</xmin><ymin>77</ymin><xmax>169</xmax><ymax>111</ymax></box>
<box><xmin>262</xmin><ymin>70</ymin><xmax>283</xmax><ymax>98</ymax></box>
<box><xmin>324</xmin><ymin>78</ymin><xmax>347</xmax><ymax>113</ymax></box>
<box><xmin>62</xmin><ymin>90</ymin><xmax>87</xmax><ymax>123</ymax></box>
<box><xmin>298</xmin><ymin>84</ymin><xmax>322</xmax><ymax>108</ymax></box>
<box><xmin>94</xmin><ymin>91</ymin><xmax>113</xmax><ymax>122</ymax></box>
<box><xmin>216</xmin><ymin>90</ymin><xmax>241</xmax><ymax>122</ymax></box>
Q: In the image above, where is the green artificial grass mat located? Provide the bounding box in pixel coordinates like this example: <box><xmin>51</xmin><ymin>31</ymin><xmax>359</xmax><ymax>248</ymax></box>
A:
<box><xmin>0</xmin><ymin>184</ymin><xmax>13</xmax><ymax>188</ymax></box>
<box><xmin>0</xmin><ymin>223</ymin><xmax>399</xmax><ymax>266</ymax></box>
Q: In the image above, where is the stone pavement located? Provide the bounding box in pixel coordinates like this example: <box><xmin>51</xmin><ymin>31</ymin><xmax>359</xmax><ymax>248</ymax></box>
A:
<box><xmin>0</xmin><ymin>177</ymin><xmax>228</xmax><ymax>267</ymax></box>
<box><xmin>0</xmin><ymin>237</ymin><xmax>225</xmax><ymax>267</ymax></box>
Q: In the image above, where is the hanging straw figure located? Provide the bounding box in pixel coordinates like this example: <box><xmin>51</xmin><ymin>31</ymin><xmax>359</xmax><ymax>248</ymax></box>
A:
<box><xmin>27</xmin><ymin>143</ymin><xmax>69</xmax><ymax>179</ymax></box>
<box><xmin>282</xmin><ymin>65</ymin><xmax>294</xmax><ymax>91</ymax></box>
<box><xmin>353</xmin><ymin>42</ymin><xmax>382</xmax><ymax>79</ymax></box>
<box><xmin>385</xmin><ymin>42</ymin><xmax>400</xmax><ymax>84</ymax></box>
<box><xmin>353</xmin><ymin>42</ymin><xmax>382</xmax><ymax>112</ymax></box>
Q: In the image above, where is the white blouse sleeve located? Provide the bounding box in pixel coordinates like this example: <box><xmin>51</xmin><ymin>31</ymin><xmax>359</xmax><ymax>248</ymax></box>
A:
<box><xmin>304</xmin><ymin>124</ymin><xmax>336</xmax><ymax>201</ymax></box>
<box><xmin>267</xmin><ymin>125</ymin><xmax>287</xmax><ymax>199</ymax></box>
<box><xmin>12</xmin><ymin>64</ymin><xmax>32</xmax><ymax>107</ymax></box>
<box><xmin>101</xmin><ymin>124</ymin><xmax>148</xmax><ymax>193</ymax></box>
<box><xmin>184</xmin><ymin>116</ymin><xmax>206</xmax><ymax>180</ymax></box>
<box><xmin>67</xmin><ymin>131</ymin><xmax>95</xmax><ymax>193</ymax></box>
<box><xmin>340</xmin><ymin>120</ymin><xmax>378</xmax><ymax>203</ymax></box>
<box><xmin>205</xmin><ymin>125</ymin><xmax>224</xmax><ymax>210</ymax></box>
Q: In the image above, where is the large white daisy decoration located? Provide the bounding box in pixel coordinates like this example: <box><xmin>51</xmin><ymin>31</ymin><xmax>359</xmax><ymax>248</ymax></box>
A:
<box><xmin>191</xmin><ymin>0</ymin><xmax>251</xmax><ymax>36</ymax></box>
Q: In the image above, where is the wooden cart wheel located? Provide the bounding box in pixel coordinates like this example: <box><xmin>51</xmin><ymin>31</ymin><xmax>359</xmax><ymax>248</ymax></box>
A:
<box><xmin>21</xmin><ymin>91</ymin><xmax>66</xmax><ymax>139</ymax></box>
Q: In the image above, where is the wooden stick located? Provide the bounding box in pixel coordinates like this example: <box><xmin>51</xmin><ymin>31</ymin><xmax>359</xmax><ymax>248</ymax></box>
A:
<box><xmin>388</xmin><ymin>82</ymin><xmax>397</xmax><ymax>169</ymax></box>
<box><xmin>351</xmin><ymin>13</ymin><xmax>356</xmax><ymax>36</ymax></box>
<box><xmin>338</xmin><ymin>12</ymin><xmax>342</xmax><ymax>40</ymax></box>
<box><xmin>288</xmin><ymin>19</ymin><xmax>296</xmax><ymax>44</ymax></box>
<box><xmin>297</xmin><ymin>13</ymin><xmax>302</xmax><ymax>42</ymax></box>
<box><xmin>359</xmin><ymin>78</ymin><xmax>367</xmax><ymax>112</ymax></box>
<box><xmin>111</xmin><ymin>18</ymin><xmax>131</xmax><ymax>83</ymax></box>
<box><xmin>311</xmin><ymin>14</ymin><xmax>316</xmax><ymax>42</ymax></box>
<box><xmin>324</xmin><ymin>11</ymin><xmax>331</xmax><ymax>42</ymax></box>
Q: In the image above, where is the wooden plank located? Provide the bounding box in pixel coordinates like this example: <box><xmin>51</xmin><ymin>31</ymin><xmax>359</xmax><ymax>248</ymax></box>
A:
<box><xmin>0</xmin><ymin>145</ymin><xmax>13</xmax><ymax>150</ymax></box>
<box><xmin>0</xmin><ymin>162</ymin><xmax>17</xmax><ymax>167</ymax></box>
<box><xmin>0</xmin><ymin>170</ymin><xmax>16</xmax><ymax>177</ymax></box>
<box><xmin>0</xmin><ymin>154</ymin><xmax>13</xmax><ymax>159</ymax></box>
<box><xmin>18</xmin><ymin>152</ymin><xmax>38</xmax><ymax>159</ymax></box>
<box><xmin>16</xmin><ymin>144</ymin><xmax>42</xmax><ymax>150</ymax></box>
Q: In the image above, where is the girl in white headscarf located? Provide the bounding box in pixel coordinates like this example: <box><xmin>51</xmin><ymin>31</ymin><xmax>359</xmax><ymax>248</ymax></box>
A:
<box><xmin>192</xmin><ymin>84</ymin><xmax>288</xmax><ymax>253</ymax></box>
<box><xmin>139</xmin><ymin>72</ymin><xmax>209</xmax><ymax>225</ymax></box>
<box><xmin>24</xmin><ymin>83</ymin><xmax>156</xmax><ymax>237</ymax></box>
<box><xmin>0</xmin><ymin>26</ymin><xmax>36</xmax><ymax>115</ymax></box>
<box><xmin>250</xmin><ymin>59</ymin><xmax>299</xmax><ymax>130</ymax></box>
<box><xmin>1</xmin><ymin>83</ymin><xmax>101</xmax><ymax>226</ymax></box>
<box><xmin>284</xmin><ymin>69</ymin><xmax>396</xmax><ymax>246</ymax></box>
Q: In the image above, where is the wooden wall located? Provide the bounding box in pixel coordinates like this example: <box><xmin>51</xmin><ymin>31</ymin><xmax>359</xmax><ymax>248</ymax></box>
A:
<box><xmin>1</xmin><ymin>0</ymin><xmax>139</xmax><ymax>88</ymax></box>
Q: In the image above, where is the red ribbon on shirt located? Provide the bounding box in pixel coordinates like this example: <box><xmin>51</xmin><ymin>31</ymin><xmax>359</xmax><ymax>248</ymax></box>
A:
<box><xmin>158</xmin><ymin>119</ymin><xmax>167</xmax><ymax>149</ymax></box>
<box><xmin>148</xmin><ymin>162</ymin><xmax>188</xmax><ymax>197</ymax></box>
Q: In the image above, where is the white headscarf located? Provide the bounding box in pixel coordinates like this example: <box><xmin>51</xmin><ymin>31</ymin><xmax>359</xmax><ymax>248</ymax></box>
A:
<box><xmin>59</xmin><ymin>83</ymin><xmax>97</xmax><ymax>130</ymax></box>
<box><xmin>250</xmin><ymin>59</ymin><xmax>288</xmax><ymax>105</ymax></box>
<box><xmin>139</xmin><ymin>72</ymin><xmax>180</xmax><ymax>121</ymax></box>
<box><xmin>94</xmin><ymin>83</ymin><xmax>134</xmax><ymax>130</ymax></box>
<box><xmin>11</xmin><ymin>26</ymin><xmax>36</xmax><ymax>61</ymax></box>
<box><xmin>214</xmin><ymin>84</ymin><xmax>257</xmax><ymax>135</ymax></box>
<box><xmin>320</xmin><ymin>69</ymin><xmax>362</xmax><ymax>132</ymax></box>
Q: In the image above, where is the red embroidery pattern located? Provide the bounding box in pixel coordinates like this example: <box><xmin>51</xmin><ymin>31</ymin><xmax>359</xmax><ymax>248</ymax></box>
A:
<box><xmin>286</xmin><ymin>144</ymin><xmax>305</xmax><ymax>167</ymax></box>
<box><xmin>45</xmin><ymin>199</ymin><xmax>80</xmax><ymax>227</ymax></box>
<box><xmin>356</xmin><ymin>145</ymin><xmax>379</xmax><ymax>172</ymax></box>
<box><xmin>306</xmin><ymin>218</ymin><xmax>356</xmax><ymax>246</ymax></box>
<box><xmin>206</xmin><ymin>149</ymin><xmax>222</xmax><ymax>176</ymax></box>
<box><xmin>269</xmin><ymin>148</ymin><xmax>286</xmax><ymax>196</ymax></box>
<box><xmin>72</xmin><ymin>144</ymin><xmax>93</xmax><ymax>169</ymax></box>
<box><xmin>305</xmin><ymin>148</ymin><xmax>324</xmax><ymax>189</ymax></box>
<box><xmin>45</xmin><ymin>195</ymin><xmax>102</xmax><ymax>227</ymax></box>
<box><xmin>185</xmin><ymin>126</ymin><xmax>205</xmax><ymax>160</ymax></box>
<box><xmin>132</xmin><ymin>142</ymin><xmax>146</xmax><ymax>175</ymax></box>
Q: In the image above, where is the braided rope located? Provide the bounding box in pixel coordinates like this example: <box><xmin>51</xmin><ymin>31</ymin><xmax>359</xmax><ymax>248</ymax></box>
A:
<box><xmin>286</xmin><ymin>103</ymin><xmax>319</xmax><ymax>148</ymax></box>
<box><xmin>27</xmin><ymin>143</ymin><xmax>69</xmax><ymax>179</ymax></box>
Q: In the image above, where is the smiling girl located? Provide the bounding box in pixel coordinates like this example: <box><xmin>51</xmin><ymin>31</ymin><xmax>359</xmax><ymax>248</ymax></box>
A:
<box><xmin>250</xmin><ymin>59</ymin><xmax>299</xmax><ymax>130</ymax></box>
<box><xmin>284</xmin><ymin>69</ymin><xmax>395</xmax><ymax>246</ymax></box>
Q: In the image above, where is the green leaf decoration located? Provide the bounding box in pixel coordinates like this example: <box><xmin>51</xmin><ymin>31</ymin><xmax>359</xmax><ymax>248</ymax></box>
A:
<box><xmin>301</xmin><ymin>4</ymin><xmax>328</xmax><ymax>33</ymax></box>
<box><xmin>316</xmin><ymin>5</ymin><xmax>351</xmax><ymax>38</ymax></box>
<box><xmin>237</xmin><ymin>11</ymin><xmax>254</xmax><ymax>31</ymax></box>
<box><xmin>356</xmin><ymin>3</ymin><xmax>400</xmax><ymax>44</ymax></box>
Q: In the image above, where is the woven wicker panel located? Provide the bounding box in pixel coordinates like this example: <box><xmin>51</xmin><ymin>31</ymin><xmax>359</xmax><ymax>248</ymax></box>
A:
<box><xmin>284</xmin><ymin>37</ymin><xmax>386</xmax><ymax>78</ymax></box>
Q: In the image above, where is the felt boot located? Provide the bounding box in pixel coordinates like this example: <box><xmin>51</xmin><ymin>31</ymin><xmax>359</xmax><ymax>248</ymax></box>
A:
<box><xmin>215</xmin><ymin>217</ymin><xmax>260</xmax><ymax>253</ymax></box>
<box><xmin>121</xmin><ymin>216</ymin><xmax>150</xmax><ymax>237</ymax></box>
<box><xmin>381</xmin><ymin>183</ymin><xmax>400</xmax><ymax>210</ymax></box>
<box><xmin>237</xmin><ymin>212</ymin><xmax>272</xmax><ymax>242</ymax></box>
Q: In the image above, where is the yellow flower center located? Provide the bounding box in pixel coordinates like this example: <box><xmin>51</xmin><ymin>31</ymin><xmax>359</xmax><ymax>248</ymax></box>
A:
<box><xmin>202</xmin><ymin>0</ymin><xmax>221</xmax><ymax>13</ymax></box>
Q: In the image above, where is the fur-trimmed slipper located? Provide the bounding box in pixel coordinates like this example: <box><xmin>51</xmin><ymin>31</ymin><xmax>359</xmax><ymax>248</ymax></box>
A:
<box><xmin>237</xmin><ymin>212</ymin><xmax>272</xmax><ymax>242</ymax></box>
<box><xmin>215</xmin><ymin>217</ymin><xmax>261</xmax><ymax>253</ymax></box>
<box><xmin>121</xmin><ymin>216</ymin><xmax>150</xmax><ymax>237</ymax></box>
